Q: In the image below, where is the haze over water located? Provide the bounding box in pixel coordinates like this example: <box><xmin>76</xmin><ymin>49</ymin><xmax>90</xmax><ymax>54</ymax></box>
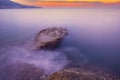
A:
<box><xmin>0</xmin><ymin>8</ymin><xmax>120</xmax><ymax>78</ymax></box>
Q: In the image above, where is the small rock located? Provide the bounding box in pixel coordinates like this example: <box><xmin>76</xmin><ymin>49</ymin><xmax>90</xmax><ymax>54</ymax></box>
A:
<box><xmin>34</xmin><ymin>27</ymin><xmax>68</xmax><ymax>50</ymax></box>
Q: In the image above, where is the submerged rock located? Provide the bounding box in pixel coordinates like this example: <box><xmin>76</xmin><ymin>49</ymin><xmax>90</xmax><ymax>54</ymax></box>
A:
<box><xmin>1</xmin><ymin>62</ymin><xmax>47</xmax><ymax>80</ymax></box>
<box><xmin>46</xmin><ymin>68</ymin><xmax>120</xmax><ymax>80</ymax></box>
<box><xmin>34</xmin><ymin>27</ymin><xmax>68</xmax><ymax>50</ymax></box>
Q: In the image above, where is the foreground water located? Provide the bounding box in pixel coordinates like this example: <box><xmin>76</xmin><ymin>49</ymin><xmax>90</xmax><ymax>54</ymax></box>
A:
<box><xmin>0</xmin><ymin>8</ymin><xmax>120</xmax><ymax>79</ymax></box>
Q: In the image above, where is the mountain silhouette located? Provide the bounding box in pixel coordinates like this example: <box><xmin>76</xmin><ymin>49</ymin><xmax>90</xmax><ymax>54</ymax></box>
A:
<box><xmin>0</xmin><ymin>0</ymin><xmax>39</xmax><ymax>8</ymax></box>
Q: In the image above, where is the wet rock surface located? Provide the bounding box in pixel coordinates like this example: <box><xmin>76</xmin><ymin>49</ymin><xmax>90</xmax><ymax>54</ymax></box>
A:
<box><xmin>46</xmin><ymin>68</ymin><xmax>120</xmax><ymax>80</ymax></box>
<box><xmin>34</xmin><ymin>27</ymin><xmax>68</xmax><ymax>50</ymax></box>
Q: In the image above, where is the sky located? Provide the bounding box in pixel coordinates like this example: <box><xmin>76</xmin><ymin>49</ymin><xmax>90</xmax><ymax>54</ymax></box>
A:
<box><xmin>11</xmin><ymin>0</ymin><xmax>120</xmax><ymax>7</ymax></box>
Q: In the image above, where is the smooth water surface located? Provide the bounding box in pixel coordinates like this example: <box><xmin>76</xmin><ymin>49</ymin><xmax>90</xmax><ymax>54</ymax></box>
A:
<box><xmin>0</xmin><ymin>8</ymin><xmax>120</xmax><ymax>76</ymax></box>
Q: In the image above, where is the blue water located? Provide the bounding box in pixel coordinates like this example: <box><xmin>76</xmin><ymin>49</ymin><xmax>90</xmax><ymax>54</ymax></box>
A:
<box><xmin>0</xmin><ymin>8</ymin><xmax>120</xmax><ymax>77</ymax></box>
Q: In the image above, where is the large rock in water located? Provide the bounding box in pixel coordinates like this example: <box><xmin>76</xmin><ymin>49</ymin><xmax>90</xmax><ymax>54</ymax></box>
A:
<box><xmin>34</xmin><ymin>27</ymin><xmax>68</xmax><ymax>50</ymax></box>
<box><xmin>46</xmin><ymin>68</ymin><xmax>120</xmax><ymax>80</ymax></box>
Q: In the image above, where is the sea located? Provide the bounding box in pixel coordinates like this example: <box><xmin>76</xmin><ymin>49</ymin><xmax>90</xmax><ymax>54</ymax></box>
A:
<box><xmin>0</xmin><ymin>8</ymin><xmax>120</xmax><ymax>79</ymax></box>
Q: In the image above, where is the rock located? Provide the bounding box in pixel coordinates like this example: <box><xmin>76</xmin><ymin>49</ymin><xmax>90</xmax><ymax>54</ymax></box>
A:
<box><xmin>46</xmin><ymin>68</ymin><xmax>120</xmax><ymax>80</ymax></box>
<box><xmin>34</xmin><ymin>27</ymin><xmax>68</xmax><ymax>50</ymax></box>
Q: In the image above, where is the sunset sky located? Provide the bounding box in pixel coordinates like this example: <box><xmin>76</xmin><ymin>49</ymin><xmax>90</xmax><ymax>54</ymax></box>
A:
<box><xmin>11</xmin><ymin>0</ymin><xmax>120</xmax><ymax>7</ymax></box>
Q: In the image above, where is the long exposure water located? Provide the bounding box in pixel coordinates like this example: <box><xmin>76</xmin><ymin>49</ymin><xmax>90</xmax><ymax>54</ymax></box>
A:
<box><xmin>0</xmin><ymin>8</ymin><xmax>120</xmax><ymax>79</ymax></box>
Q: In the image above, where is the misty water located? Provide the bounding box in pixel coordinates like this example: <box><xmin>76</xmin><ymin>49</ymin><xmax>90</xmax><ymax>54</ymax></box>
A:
<box><xmin>0</xmin><ymin>8</ymin><xmax>120</xmax><ymax>79</ymax></box>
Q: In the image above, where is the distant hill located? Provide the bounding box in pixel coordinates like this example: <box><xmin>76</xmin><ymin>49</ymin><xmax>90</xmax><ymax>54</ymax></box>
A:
<box><xmin>0</xmin><ymin>0</ymin><xmax>40</xmax><ymax>9</ymax></box>
<box><xmin>103</xmin><ymin>2</ymin><xmax>120</xmax><ymax>8</ymax></box>
<box><xmin>76</xmin><ymin>1</ymin><xmax>120</xmax><ymax>8</ymax></box>
<box><xmin>79</xmin><ymin>1</ymin><xmax>120</xmax><ymax>8</ymax></box>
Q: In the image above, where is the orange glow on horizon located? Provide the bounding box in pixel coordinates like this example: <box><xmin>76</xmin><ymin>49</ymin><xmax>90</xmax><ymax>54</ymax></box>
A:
<box><xmin>34</xmin><ymin>2</ymin><xmax>95</xmax><ymax>7</ymax></box>
<box><xmin>11</xmin><ymin>0</ymin><xmax>120</xmax><ymax>7</ymax></box>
